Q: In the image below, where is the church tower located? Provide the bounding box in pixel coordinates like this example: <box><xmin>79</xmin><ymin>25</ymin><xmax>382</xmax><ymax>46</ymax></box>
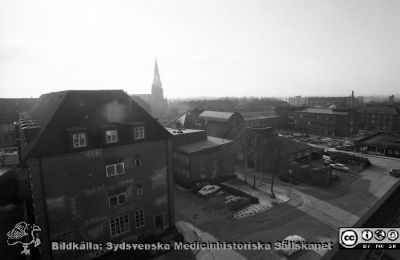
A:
<box><xmin>151</xmin><ymin>60</ymin><xmax>164</xmax><ymax>100</ymax></box>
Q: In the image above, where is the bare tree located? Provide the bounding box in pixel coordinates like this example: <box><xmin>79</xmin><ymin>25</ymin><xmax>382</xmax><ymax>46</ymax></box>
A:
<box><xmin>262</xmin><ymin>135</ymin><xmax>286</xmax><ymax>199</ymax></box>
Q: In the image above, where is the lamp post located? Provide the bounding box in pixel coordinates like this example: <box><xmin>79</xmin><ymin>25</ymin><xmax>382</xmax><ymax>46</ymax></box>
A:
<box><xmin>192</xmin><ymin>214</ymin><xmax>198</xmax><ymax>237</ymax></box>
<box><xmin>288</xmin><ymin>169</ymin><xmax>293</xmax><ymax>198</ymax></box>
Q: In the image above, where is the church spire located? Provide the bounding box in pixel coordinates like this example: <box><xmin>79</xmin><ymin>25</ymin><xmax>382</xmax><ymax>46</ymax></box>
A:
<box><xmin>152</xmin><ymin>59</ymin><xmax>162</xmax><ymax>88</ymax></box>
<box><xmin>151</xmin><ymin>59</ymin><xmax>163</xmax><ymax>98</ymax></box>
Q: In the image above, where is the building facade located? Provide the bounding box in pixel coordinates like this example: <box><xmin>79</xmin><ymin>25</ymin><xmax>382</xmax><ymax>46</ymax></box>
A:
<box><xmin>356</xmin><ymin>132</ymin><xmax>400</xmax><ymax>158</ymax></box>
<box><xmin>198</xmin><ymin>111</ymin><xmax>244</xmax><ymax>139</ymax></box>
<box><xmin>18</xmin><ymin>90</ymin><xmax>174</xmax><ymax>259</ymax></box>
<box><xmin>356</xmin><ymin>105</ymin><xmax>399</xmax><ymax>132</ymax></box>
<box><xmin>274</xmin><ymin>106</ymin><xmax>305</xmax><ymax>130</ymax></box>
<box><xmin>294</xmin><ymin>108</ymin><xmax>357</xmax><ymax>137</ymax></box>
<box><xmin>166</xmin><ymin>128</ymin><xmax>234</xmax><ymax>185</ymax></box>
<box><xmin>288</xmin><ymin>96</ymin><xmax>308</xmax><ymax>107</ymax></box>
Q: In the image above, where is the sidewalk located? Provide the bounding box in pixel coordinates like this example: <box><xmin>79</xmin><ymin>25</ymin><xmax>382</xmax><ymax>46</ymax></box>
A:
<box><xmin>223</xmin><ymin>168</ymin><xmax>303</xmax><ymax>223</ymax></box>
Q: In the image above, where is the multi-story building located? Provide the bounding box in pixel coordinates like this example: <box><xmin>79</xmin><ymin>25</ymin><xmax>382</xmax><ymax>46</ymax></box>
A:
<box><xmin>294</xmin><ymin>108</ymin><xmax>357</xmax><ymax>137</ymax></box>
<box><xmin>166</xmin><ymin>128</ymin><xmax>234</xmax><ymax>185</ymax></box>
<box><xmin>288</xmin><ymin>96</ymin><xmax>308</xmax><ymax>107</ymax></box>
<box><xmin>357</xmin><ymin>105</ymin><xmax>399</xmax><ymax>132</ymax></box>
<box><xmin>198</xmin><ymin>111</ymin><xmax>244</xmax><ymax>139</ymax></box>
<box><xmin>0</xmin><ymin>98</ymin><xmax>36</xmax><ymax>147</ymax></box>
<box><xmin>242</xmin><ymin>112</ymin><xmax>280</xmax><ymax>129</ymax></box>
<box><xmin>274</xmin><ymin>106</ymin><xmax>305</xmax><ymax>130</ymax></box>
<box><xmin>17</xmin><ymin>90</ymin><xmax>175</xmax><ymax>259</ymax></box>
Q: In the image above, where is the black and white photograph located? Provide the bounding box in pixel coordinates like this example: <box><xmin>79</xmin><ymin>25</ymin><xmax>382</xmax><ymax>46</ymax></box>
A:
<box><xmin>1</xmin><ymin>0</ymin><xmax>400</xmax><ymax>259</ymax></box>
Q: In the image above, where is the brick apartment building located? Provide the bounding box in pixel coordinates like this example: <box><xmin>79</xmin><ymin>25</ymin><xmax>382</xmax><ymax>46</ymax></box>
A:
<box><xmin>274</xmin><ymin>106</ymin><xmax>305</xmax><ymax>130</ymax></box>
<box><xmin>166</xmin><ymin>128</ymin><xmax>234</xmax><ymax>185</ymax></box>
<box><xmin>17</xmin><ymin>90</ymin><xmax>175</xmax><ymax>259</ymax></box>
<box><xmin>294</xmin><ymin>108</ymin><xmax>357</xmax><ymax>137</ymax></box>
<box><xmin>357</xmin><ymin>105</ymin><xmax>400</xmax><ymax>132</ymax></box>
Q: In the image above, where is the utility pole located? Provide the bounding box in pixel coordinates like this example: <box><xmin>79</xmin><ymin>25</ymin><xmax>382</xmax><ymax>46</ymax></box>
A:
<box><xmin>288</xmin><ymin>169</ymin><xmax>293</xmax><ymax>198</ymax></box>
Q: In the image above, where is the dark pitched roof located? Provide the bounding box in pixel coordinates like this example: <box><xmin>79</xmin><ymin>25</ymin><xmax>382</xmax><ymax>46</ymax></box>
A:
<box><xmin>174</xmin><ymin>136</ymin><xmax>232</xmax><ymax>154</ymax></box>
<box><xmin>24</xmin><ymin>90</ymin><xmax>171</xmax><ymax>159</ymax></box>
<box><xmin>130</xmin><ymin>95</ymin><xmax>152</xmax><ymax>113</ymax></box>
<box><xmin>357</xmin><ymin>132</ymin><xmax>400</xmax><ymax>148</ymax></box>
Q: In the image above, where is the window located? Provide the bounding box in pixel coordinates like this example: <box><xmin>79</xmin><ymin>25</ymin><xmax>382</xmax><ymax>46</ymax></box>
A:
<box><xmin>72</xmin><ymin>133</ymin><xmax>86</xmax><ymax>148</ymax></box>
<box><xmin>133</xmin><ymin>127</ymin><xmax>145</xmax><ymax>140</ymax></box>
<box><xmin>108</xmin><ymin>192</ymin><xmax>127</xmax><ymax>207</ymax></box>
<box><xmin>110</xmin><ymin>214</ymin><xmax>130</xmax><ymax>237</ymax></box>
<box><xmin>137</xmin><ymin>183</ymin><xmax>143</xmax><ymax>195</ymax></box>
<box><xmin>106</xmin><ymin>129</ymin><xmax>118</xmax><ymax>143</ymax></box>
<box><xmin>105</xmin><ymin>161</ymin><xmax>125</xmax><ymax>177</ymax></box>
<box><xmin>134</xmin><ymin>159</ymin><xmax>142</xmax><ymax>168</ymax></box>
<box><xmin>135</xmin><ymin>209</ymin><xmax>145</xmax><ymax>228</ymax></box>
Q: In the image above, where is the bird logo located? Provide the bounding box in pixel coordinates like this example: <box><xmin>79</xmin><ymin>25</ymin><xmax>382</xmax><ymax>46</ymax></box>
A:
<box><xmin>6</xmin><ymin>221</ymin><xmax>41</xmax><ymax>255</ymax></box>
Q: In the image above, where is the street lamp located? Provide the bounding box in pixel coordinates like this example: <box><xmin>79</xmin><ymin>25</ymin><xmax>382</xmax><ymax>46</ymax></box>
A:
<box><xmin>288</xmin><ymin>169</ymin><xmax>293</xmax><ymax>198</ymax></box>
<box><xmin>192</xmin><ymin>214</ymin><xmax>198</xmax><ymax>237</ymax></box>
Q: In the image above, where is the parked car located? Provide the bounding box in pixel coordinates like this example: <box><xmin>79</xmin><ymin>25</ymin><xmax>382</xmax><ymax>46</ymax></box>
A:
<box><xmin>224</xmin><ymin>195</ymin><xmax>237</xmax><ymax>204</ymax></box>
<box><xmin>389</xmin><ymin>169</ymin><xmax>400</xmax><ymax>178</ymax></box>
<box><xmin>225</xmin><ymin>196</ymin><xmax>251</xmax><ymax>211</ymax></box>
<box><xmin>329</xmin><ymin>163</ymin><xmax>349</xmax><ymax>171</ymax></box>
<box><xmin>198</xmin><ymin>185</ymin><xmax>221</xmax><ymax>196</ymax></box>
<box><xmin>323</xmin><ymin>159</ymin><xmax>334</xmax><ymax>165</ymax></box>
<box><xmin>279</xmin><ymin>235</ymin><xmax>306</xmax><ymax>256</ymax></box>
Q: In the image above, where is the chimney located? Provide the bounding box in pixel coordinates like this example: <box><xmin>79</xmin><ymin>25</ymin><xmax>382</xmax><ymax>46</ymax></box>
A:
<box><xmin>351</xmin><ymin>91</ymin><xmax>354</xmax><ymax>108</ymax></box>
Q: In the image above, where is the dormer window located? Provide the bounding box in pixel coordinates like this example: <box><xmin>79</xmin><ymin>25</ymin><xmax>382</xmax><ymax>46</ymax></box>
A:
<box><xmin>133</xmin><ymin>126</ymin><xmax>145</xmax><ymax>140</ymax></box>
<box><xmin>106</xmin><ymin>129</ymin><xmax>118</xmax><ymax>143</ymax></box>
<box><xmin>72</xmin><ymin>133</ymin><xmax>87</xmax><ymax>148</ymax></box>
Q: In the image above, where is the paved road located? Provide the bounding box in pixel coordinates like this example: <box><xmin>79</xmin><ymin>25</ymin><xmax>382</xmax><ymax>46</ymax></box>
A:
<box><xmin>174</xmin><ymin>183</ymin><xmax>336</xmax><ymax>260</ymax></box>
<box><xmin>172</xmin><ymin>154</ymin><xmax>400</xmax><ymax>260</ymax></box>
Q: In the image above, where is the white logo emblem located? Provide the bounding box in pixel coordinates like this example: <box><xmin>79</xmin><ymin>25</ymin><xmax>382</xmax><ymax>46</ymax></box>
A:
<box><xmin>362</xmin><ymin>230</ymin><xmax>373</xmax><ymax>241</ymax></box>
<box><xmin>6</xmin><ymin>221</ymin><xmax>41</xmax><ymax>255</ymax></box>
<box><xmin>340</xmin><ymin>230</ymin><xmax>358</xmax><ymax>248</ymax></box>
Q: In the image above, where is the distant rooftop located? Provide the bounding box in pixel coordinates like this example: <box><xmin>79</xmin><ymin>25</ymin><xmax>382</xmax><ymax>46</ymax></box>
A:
<box><xmin>357</xmin><ymin>105</ymin><xmax>399</xmax><ymax>115</ymax></box>
<box><xmin>299</xmin><ymin>108</ymin><xmax>348</xmax><ymax>115</ymax></box>
<box><xmin>199</xmin><ymin>111</ymin><xmax>239</xmax><ymax>122</ymax></box>
<box><xmin>165</xmin><ymin>127</ymin><xmax>204</xmax><ymax>135</ymax></box>
<box><xmin>174</xmin><ymin>136</ymin><xmax>232</xmax><ymax>154</ymax></box>
<box><xmin>357</xmin><ymin>132</ymin><xmax>400</xmax><ymax>148</ymax></box>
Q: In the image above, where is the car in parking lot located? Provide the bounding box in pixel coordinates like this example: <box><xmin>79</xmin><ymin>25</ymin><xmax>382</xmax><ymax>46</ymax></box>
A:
<box><xmin>198</xmin><ymin>185</ymin><xmax>221</xmax><ymax>196</ymax></box>
<box><xmin>329</xmin><ymin>163</ymin><xmax>349</xmax><ymax>171</ymax></box>
<box><xmin>279</xmin><ymin>235</ymin><xmax>306</xmax><ymax>256</ymax></box>
<box><xmin>389</xmin><ymin>169</ymin><xmax>400</xmax><ymax>178</ymax></box>
<box><xmin>224</xmin><ymin>196</ymin><xmax>251</xmax><ymax>210</ymax></box>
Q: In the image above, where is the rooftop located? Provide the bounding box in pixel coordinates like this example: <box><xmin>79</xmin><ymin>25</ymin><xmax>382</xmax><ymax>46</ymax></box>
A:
<box><xmin>357</xmin><ymin>132</ymin><xmax>400</xmax><ymax>148</ymax></box>
<box><xmin>199</xmin><ymin>111</ymin><xmax>241</xmax><ymax>122</ymax></box>
<box><xmin>174</xmin><ymin>136</ymin><xmax>232</xmax><ymax>154</ymax></box>
<box><xmin>165</xmin><ymin>128</ymin><xmax>204</xmax><ymax>135</ymax></box>
<box><xmin>299</xmin><ymin>108</ymin><xmax>348</xmax><ymax>115</ymax></box>
<box><xmin>23</xmin><ymin>90</ymin><xmax>171</xmax><ymax>158</ymax></box>
<box><xmin>357</xmin><ymin>105</ymin><xmax>399</xmax><ymax>115</ymax></box>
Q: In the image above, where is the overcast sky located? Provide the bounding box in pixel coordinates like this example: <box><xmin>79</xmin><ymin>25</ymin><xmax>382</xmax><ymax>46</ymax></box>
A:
<box><xmin>1</xmin><ymin>0</ymin><xmax>399</xmax><ymax>99</ymax></box>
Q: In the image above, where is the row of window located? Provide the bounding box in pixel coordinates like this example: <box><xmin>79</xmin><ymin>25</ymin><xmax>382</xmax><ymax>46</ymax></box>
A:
<box><xmin>108</xmin><ymin>185</ymin><xmax>143</xmax><ymax>207</ymax></box>
<box><xmin>72</xmin><ymin>126</ymin><xmax>145</xmax><ymax>148</ymax></box>
<box><xmin>110</xmin><ymin>210</ymin><xmax>145</xmax><ymax>237</ymax></box>
<box><xmin>105</xmin><ymin>159</ymin><xmax>142</xmax><ymax>177</ymax></box>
